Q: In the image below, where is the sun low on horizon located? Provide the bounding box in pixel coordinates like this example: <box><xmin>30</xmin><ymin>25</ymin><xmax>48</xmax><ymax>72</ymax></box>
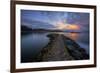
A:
<box><xmin>56</xmin><ymin>22</ymin><xmax>80</xmax><ymax>30</ymax></box>
<box><xmin>21</xmin><ymin>10</ymin><xmax>89</xmax><ymax>32</ymax></box>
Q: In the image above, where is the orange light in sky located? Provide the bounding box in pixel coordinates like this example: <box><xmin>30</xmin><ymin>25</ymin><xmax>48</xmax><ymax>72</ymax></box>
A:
<box><xmin>66</xmin><ymin>24</ymin><xmax>80</xmax><ymax>30</ymax></box>
<box><xmin>56</xmin><ymin>22</ymin><xmax>80</xmax><ymax>30</ymax></box>
<box><xmin>56</xmin><ymin>22</ymin><xmax>67</xmax><ymax>29</ymax></box>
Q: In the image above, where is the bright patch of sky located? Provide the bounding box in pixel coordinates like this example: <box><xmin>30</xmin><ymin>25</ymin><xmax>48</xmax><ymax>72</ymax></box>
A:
<box><xmin>21</xmin><ymin>10</ymin><xmax>89</xmax><ymax>31</ymax></box>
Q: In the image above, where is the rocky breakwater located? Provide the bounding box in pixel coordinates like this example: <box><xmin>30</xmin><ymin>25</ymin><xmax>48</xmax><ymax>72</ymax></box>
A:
<box><xmin>36</xmin><ymin>33</ymin><xmax>89</xmax><ymax>62</ymax></box>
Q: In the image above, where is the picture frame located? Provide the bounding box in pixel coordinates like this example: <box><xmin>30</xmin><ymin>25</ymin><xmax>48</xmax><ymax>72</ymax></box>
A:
<box><xmin>11</xmin><ymin>0</ymin><xmax>97</xmax><ymax>72</ymax></box>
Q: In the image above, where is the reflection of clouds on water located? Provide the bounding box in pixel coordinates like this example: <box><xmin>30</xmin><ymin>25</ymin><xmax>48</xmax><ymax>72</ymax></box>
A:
<box><xmin>64</xmin><ymin>33</ymin><xmax>78</xmax><ymax>40</ymax></box>
<box><xmin>21</xmin><ymin>33</ymin><xmax>50</xmax><ymax>62</ymax></box>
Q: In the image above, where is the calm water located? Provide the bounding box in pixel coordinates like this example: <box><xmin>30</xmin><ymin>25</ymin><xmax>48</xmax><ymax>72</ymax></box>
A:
<box><xmin>21</xmin><ymin>32</ymin><xmax>89</xmax><ymax>63</ymax></box>
<box><xmin>21</xmin><ymin>32</ymin><xmax>50</xmax><ymax>62</ymax></box>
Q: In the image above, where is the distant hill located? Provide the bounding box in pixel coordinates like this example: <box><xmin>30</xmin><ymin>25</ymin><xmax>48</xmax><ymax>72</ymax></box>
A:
<box><xmin>21</xmin><ymin>24</ymin><xmax>63</xmax><ymax>32</ymax></box>
<box><xmin>22</xmin><ymin>19</ymin><xmax>55</xmax><ymax>29</ymax></box>
<box><xmin>21</xmin><ymin>25</ymin><xmax>32</xmax><ymax>31</ymax></box>
<box><xmin>21</xmin><ymin>25</ymin><xmax>81</xmax><ymax>33</ymax></box>
<box><xmin>32</xmin><ymin>29</ymin><xmax>63</xmax><ymax>32</ymax></box>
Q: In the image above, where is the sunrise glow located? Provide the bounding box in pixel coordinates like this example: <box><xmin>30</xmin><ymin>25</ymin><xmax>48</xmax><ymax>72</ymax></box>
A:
<box><xmin>56</xmin><ymin>22</ymin><xmax>80</xmax><ymax>30</ymax></box>
<box><xmin>56</xmin><ymin>22</ymin><xmax>67</xmax><ymax>29</ymax></box>
<box><xmin>66</xmin><ymin>24</ymin><xmax>80</xmax><ymax>30</ymax></box>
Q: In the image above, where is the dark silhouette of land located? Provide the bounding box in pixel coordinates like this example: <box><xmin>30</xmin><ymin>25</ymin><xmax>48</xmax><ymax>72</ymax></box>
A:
<box><xmin>21</xmin><ymin>25</ymin><xmax>32</xmax><ymax>31</ymax></box>
<box><xmin>21</xmin><ymin>25</ymin><xmax>81</xmax><ymax>33</ymax></box>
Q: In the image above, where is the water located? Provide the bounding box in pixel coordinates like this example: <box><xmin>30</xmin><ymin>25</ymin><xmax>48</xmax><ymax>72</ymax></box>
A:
<box><xmin>21</xmin><ymin>32</ymin><xmax>89</xmax><ymax>63</ymax></box>
<box><xmin>63</xmin><ymin>32</ymin><xmax>89</xmax><ymax>54</ymax></box>
<box><xmin>21</xmin><ymin>32</ymin><xmax>50</xmax><ymax>62</ymax></box>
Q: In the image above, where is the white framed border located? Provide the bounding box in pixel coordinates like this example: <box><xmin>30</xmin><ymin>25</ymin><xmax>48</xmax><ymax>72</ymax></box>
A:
<box><xmin>15</xmin><ymin>4</ymin><xmax>94</xmax><ymax>69</ymax></box>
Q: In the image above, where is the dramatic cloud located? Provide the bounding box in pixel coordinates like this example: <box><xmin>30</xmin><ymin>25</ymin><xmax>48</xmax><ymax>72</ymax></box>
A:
<box><xmin>21</xmin><ymin>10</ymin><xmax>89</xmax><ymax>32</ymax></box>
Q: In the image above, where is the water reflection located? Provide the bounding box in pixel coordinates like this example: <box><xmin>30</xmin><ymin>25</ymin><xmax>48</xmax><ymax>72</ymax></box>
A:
<box><xmin>21</xmin><ymin>32</ymin><xmax>50</xmax><ymax>62</ymax></box>
<box><xmin>21</xmin><ymin>32</ymin><xmax>89</xmax><ymax>62</ymax></box>
<box><xmin>64</xmin><ymin>33</ymin><xmax>78</xmax><ymax>40</ymax></box>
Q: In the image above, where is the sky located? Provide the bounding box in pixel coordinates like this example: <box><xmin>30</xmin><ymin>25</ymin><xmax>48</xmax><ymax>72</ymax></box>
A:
<box><xmin>21</xmin><ymin>10</ymin><xmax>90</xmax><ymax>32</ymax></box>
